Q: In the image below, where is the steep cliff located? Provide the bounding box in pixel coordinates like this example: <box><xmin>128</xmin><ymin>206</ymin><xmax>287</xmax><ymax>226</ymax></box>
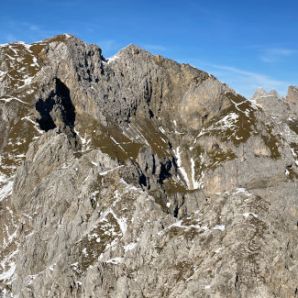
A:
<box><xmin>0</xmin><ymin>34</ymin><xmax>298</xmax><ymax>298</ymax></box>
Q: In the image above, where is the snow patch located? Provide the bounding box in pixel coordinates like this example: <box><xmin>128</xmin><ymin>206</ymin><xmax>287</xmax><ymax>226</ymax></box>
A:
<box><xmin>234</xmin><ymin>187</ymin><xmax>252</xmax><ymax>197</ymax></box>
<box><xmin>22</xmin><ymin>116</ymin><xmax>44</xmax><ymax>134</ymax></box>
<box><xmin>163</xmin><ymin>219</ymin><xmax>203</xmax><ymax>235</ymax></box>
<box><xmin>159</xmin><ymin>126</ymin><xmax>166</xmax><ymax>134</ymax></box>
<box><xmin>74</xmin><ymin>128</ymin><xmax>91</xmax><ymax>152</ymax></box>
<box><xmin>109</xmin><ymin>209</ymin><xmax>127</xmax><ymax>235</ymax></box>
<box><xmin>105</xmin><ymin>257</ymin><xmax>123</xmax><ymax>264</ymax></box>
<box><xmin>0</xmin><ymin>249</ymin><xmax>18</xmax><ymax>283</ymax></box>
<box><xmin>0</xmin><ymin>97</ymin><xmax>26</xmax><ymax>104</ymax></box>
<box><xmin>214</xmin><ymin>247</ymin><xmax>222</xmax><ymax>254</ymax></box>
<box><xmin>24</xmin><ymin>77</ymin><xmax>33</xmax><ymax>85</ymax></box>
<box><xmin>124</xmin><ymin>242</ymin><xmax>137</xmax><ymax>252</ymax></box>
<box><xmin>49</xmin><ymin>264</ymin><xmax>56</xmax><ymax>272</ymax></box>
<box><xmin>0</xmin><ymin>178</ymin><xmax>13</xmax><ymax>202</ymax></box>
<box><xmin>0</xmin><ymin>70</ymin><xmax>6</xmax><ymax>77</ymax></box>
<box><xmin>110</xmin><ymin>136</ymin><xmax>127</xmax><ymax>153</ymax></box>
<box><xmin>174</xmin><ymin>147</ymin><xmax>201</xmax><ymax>190</ymax></box>
<box><xmin>290</xmin><ymin>148</ymin><xmax>297</xmax><ymax>158</ymax></box>
<box><xmin>194</xmin><ymin>129</ymin><xmax>207</xmax><ymax>143</ymax></box>
<box><xmin>174</xmin><ymin>147</ymin><xmax>190</xmax><ymax>188</ymax></box>
<box><xmin>18</xmin><ymin>77</ymin><xmax>34</xmax><ymax>88</ymax></box>
<box><xmin>99</xmin><ymin>165</ymin><xmax>124</xmax><ymax>176</ymax></box>
<box><xmin>63</xmin><ymin>33</ymin><xmax>72</xmax><ymax>38</ymax></box>
<box><xmin>15</xmin><ymin>41</ymin><xmax>31</xmax><ymax>50</ymax></box>
<box><xmin>190</xmin><ymin>158</ymin><xmax>201</xmax><ymax>189</ymax></box>
<box><xmin>0</xmin><ymin>262</ymin><xmax>16</xmax><ymax>281</ymax></box>
<box><xmin>243</xmin><ymin>212</ymin><xmax>258</xmax><ymax>219</ymax></box>
<box><xmin>213</xmin><ymin>224</ymin><xmax>225</xmax><ymax>231</ymax></box>
<box><xmin>217</xmin><ymin>112</ymin><xmax>238</xmax><ymax>129</ymax></box>
<box><xmin>171</xmin><ymin>120</ymin><xmax>184</xmax><ymax>134</ymax></box>
<box><xmin>107</xmin><ymin>55</ymin><xmax>120</xmax><ymax>64</ymax></box>
<box><xmin>31</xmin><ymin>56</ymin><xmax>39</xmax><ymax>67</ymax></box>
<box><xmin>82</xmin><ymin>248</ymin><xmax>88</xmax><ymax>256</ymax></box>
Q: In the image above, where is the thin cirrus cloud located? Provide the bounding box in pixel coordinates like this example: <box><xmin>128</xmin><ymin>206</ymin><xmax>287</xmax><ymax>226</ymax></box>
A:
<box><xmin>260</xmin><ymin>47</ymin><xmax>297</xmax><ymax>63</ymax></box>
<box><xmin>97</xmin><ymin>39</ymin><xmax>119</xmax><ymax>51</ymax></box>
<box><xmin>141</xmin><ymin>44</ymin><xmax>167</xmax><ymax>52</ymax></box>
<box><xmin>0</xmin><ymin>21</ymin><xmax>58</xmax><ymax>43</ymax></box>
<box><xmin>96</xmin><ymin>39</ymin><xmax>125</xmax><ymax>57</ymax></box>
<box><xmin>203</xmin><ymin>64</ymin><xmax>290</xmax><ymax>98</ymax></box>
<box><xmin>97</xmin><ymin>40</ymin><xmax>166</xmax><ymax>57</ymax></box>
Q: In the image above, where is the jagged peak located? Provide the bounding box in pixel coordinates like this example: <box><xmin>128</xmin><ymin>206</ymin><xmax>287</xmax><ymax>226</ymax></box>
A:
<box><xmin>0</xmin><ymin>40</ymin><xmax>31</xmax><ymax>49</ymax></box>
<box><xmin>120</xmin><ymin>43</ymin><xmax>151</xmax><ymax>55</ymax></box>
<box><xmin>1</xmin><ymin>31</ymin><xmax>298</xmax><ymax>298</ymax></box>
<box><xmin>252</xmin><ymin>87</ymin><xmax>280</xmax><ymax>100</ymax></box>
<box><xmin>287</xmin><ymin>85</ymin><xmax>298</xmax><ymax>104</ymax></box>
<box><xmin>106</xmin><ymin>44</ymin><xmax>151</xmax><ymax>63</ymax></box>
<box><xmin>0</xmin><ymin>34</ymin><xmax>77</xmax><ymax>48</ymax></box>
<box><xmin>288</xmin><ymin>85</ymin><xmax>298</xmax><ymax>93</ymax></box>
<box><xmin>42</xmin><ymin>33</ymin><xmax>76</xmax><ymax>43</ymax></box>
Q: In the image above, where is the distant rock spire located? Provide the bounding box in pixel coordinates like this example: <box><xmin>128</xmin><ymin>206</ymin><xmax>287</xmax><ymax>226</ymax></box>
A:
<box><xmin>252</xmin><ymin>87</ymin><xmax>280</xmax><ymax>101</ymax></box>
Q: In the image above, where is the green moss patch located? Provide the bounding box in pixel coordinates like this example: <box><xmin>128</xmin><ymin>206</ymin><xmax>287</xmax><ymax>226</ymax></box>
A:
<box><xmin>136</xmin><ymin>119</ymin><xmax>171</xmax><ymax>158</ymax></box>
<box><xmin>163</xmin><ymin>179</ymin><xmax>189</xmax><ymax>195</ymax></box>
<box><xmin>288</xmin><ymin>119</ymin><xmax>298</xmax><ymax>135</ymax></box>
<box><xmin>207</xmin><ymin>147</ymin><xmax>236</xmax><ymax>169</ymax></box>
<box><xmin>1</xmin><ymin>44</ymin><xmax>42</xmax><ymax>89</ymax></box>
<box><xmin>76</xmin><ymin>213</ymin><xmax>122</xmax><ymax>271</ymax></box>
<box><xmin>45</xmin><ymin>34</ymin><xmax>71</xmax><ymax>43</ymax></box>
<box><xmin>0</xmin><ymin>104</ymin><xmax>39</xmax><ymax>176</ymax></box>
<box><xmin>260</xmin><ymin>125</ymin><xmax>281</xmax><ymax>159</ymax></box>
<box><xmin>190</xmin><ymin>144</ymin><xmax>236</xmax><ymax>184</ymax></box>
<box><xmin>76</xmin><ymin>113</ymin><xmax>143</xmax><ymax>161</ymax></box>
<box><xmin>287</xmin><ymin>168</ymin><xmax>298</xmax><ymax>180</ymax></box>
<box><xmin>290</xmin><ymin>143</ymin><xmax>298</xmax><ymax>158</ymax></box>
<box><xmin>173</xmin><ymin>260</ymin><xmax>195</xmax><ymax>282</ymax></box>
<box><xmin>201</xmin><ymin>92</ymin><xmax>257</xmax><ymax>145</ymax></box>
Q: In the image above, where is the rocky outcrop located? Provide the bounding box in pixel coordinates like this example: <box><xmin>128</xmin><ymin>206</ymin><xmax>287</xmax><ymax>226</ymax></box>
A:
<box><xmin>286</xmin><ymin>86</ymin><xmax>298</xmax><ymax>115</ymax></box>
<box><xmin>0</xmin><ymin>34</ymin><xmax>298</xmax><ymax>298</ymax></box>
<box><xmin>252</xmin><ymin>88</ymin><xmax>288</xmax><ymax>121</ymax></box>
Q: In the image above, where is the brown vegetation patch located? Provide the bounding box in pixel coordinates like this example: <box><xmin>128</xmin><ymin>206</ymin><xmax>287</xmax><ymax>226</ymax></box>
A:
<box><xmin>260</xmin><ymin>125</ymin><xmax>281</xmax><ymax>159</ymax></box>
<box><xmin>202</xmin><ymin>92</ymin><xmax>257</xmax><ymax>145</ymax></box>
<box><xmin>76</xmin><ymin>113</ymin><xmax>143</xmax><ymax>161</ymax></box>
<box><xmin>288</xmin><ymin>119</ymin><xmax>298</xmax><ymax>134</ymax></box>
<box><xmin>77</xmin><ymin>213</ymin><xmax>121</xmax><ymax>271</ymax></box>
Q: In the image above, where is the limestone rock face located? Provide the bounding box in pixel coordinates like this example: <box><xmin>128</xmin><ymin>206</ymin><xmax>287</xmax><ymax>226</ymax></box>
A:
<box><xmin>286</xmin><ymin>86</ymin><xmax>298</xmax><ymax>115</ymax></box>
<box><xmin>252</xmin><ymin>88</ymin><xmax>288</xmax><ymax>121</ymax></box>
<box><xmin>0</xmin><ymin>34</ymin><xmax>298</xmax><ymax>298</ymax></box>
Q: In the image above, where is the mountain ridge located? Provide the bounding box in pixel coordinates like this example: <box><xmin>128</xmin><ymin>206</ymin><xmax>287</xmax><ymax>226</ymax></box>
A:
<box><xmin>0</xmin><ymin>34</ymin><xmax>298</xmax><ymax>298</ymax></box>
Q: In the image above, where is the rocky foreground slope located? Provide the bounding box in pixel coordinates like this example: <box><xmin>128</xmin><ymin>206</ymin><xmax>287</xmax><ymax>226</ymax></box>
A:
<box><xmin>0</xmin><ymin>34</ymin><xmax>298</xmax><ymax>298</ymax></box>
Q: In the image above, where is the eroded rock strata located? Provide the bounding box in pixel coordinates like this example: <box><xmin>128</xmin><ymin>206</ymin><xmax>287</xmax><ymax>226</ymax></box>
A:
<box><xmin>0</xmin><ymin>34</ymin><xmax>298</xmax><ymax>298</ymax></box>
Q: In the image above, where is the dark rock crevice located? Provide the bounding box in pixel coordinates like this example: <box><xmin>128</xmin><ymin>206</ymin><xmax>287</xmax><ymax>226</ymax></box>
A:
<box><xmin>35</xmin><ymin>97</ymin><xmax>56</xmax><ymax>132</ymax></box>
<box><xmin>158</xmin><ymin>160</ymin><xmax>173</xmax><ymax>184</ymax></box>
<box><xmin>35</xmin><ymin>78</ymin><xmax>76</xmax><ymax>133</ymax></box>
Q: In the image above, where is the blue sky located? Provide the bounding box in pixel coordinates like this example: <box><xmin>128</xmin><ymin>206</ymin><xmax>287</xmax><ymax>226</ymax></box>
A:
<box><xmin>1</xmin><ymin>0</ymin><xmax>297</xmax><ymax>97</ymax></box>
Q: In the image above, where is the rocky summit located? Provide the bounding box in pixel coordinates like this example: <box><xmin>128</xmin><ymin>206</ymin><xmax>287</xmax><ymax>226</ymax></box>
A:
<box><xmin>0</xmin><ymin>34</ymin><xmax>298</xmax><ymax>298</ymax></box>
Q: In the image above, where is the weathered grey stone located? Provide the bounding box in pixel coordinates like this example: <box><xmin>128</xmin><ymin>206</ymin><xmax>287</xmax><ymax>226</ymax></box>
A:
<box><xmin>0</xmin><ymin>34</ymin><xmax>298</xmax><ymax>298</ymax></box>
